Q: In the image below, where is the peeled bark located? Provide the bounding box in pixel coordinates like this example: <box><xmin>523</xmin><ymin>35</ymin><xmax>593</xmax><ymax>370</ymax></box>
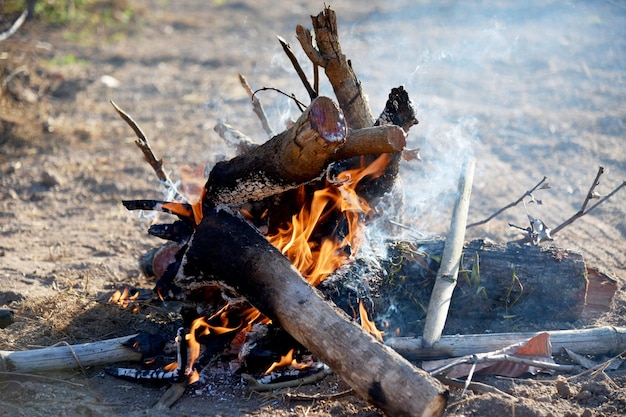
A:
<box><xmin>174</xmin><ymin>209</ymin><xmax>448</xmax><ymax>417</ymax></box>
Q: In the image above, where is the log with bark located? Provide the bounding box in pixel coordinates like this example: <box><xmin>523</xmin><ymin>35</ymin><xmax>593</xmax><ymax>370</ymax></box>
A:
<box><xmin>174</xmin><ymin>208</ymin><xmax>448</xmax><ymax>417</ymax></box>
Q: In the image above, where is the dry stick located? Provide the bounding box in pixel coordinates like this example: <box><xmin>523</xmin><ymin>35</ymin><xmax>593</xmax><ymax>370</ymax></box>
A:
<box><xmin>110</xmin><ymin>101</ymin><xmax>182</xmax><ymax>200</ymax></box>
<box><xmin>466</xmin><ymin>176</ymin><xmax>549</xmax><ymax>229</ymax></box>
<box><xmin>422</xmin><ymin>157</ymin><xmax>476</xmax><ymax>348</ymax></box>
<box><xmin>277</xmin><ymin>36</ymin><xmax>317</xmax><ymax>100</ymax></box>
<box><xmin>238</xmin><ymin>74</ymin><xmax>275</xmax><ymax>137</ymax></box>
<box><xmin>0</xmin><ymin>334</ymin><xmax>141</xmax><ymax>373</ymax></box>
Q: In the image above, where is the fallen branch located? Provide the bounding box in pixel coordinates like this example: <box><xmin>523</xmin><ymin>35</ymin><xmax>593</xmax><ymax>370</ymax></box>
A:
<box><xmin>386</xmin><ymin>326</ymin><xmax>626</xmax><ymax>360</ymax></box>
<box><xmin>422</xmin><ymin>157</ymin><xmax>476</xmax><ymax>347</ymax></box>
<box><xmin>0</xmin><ymin>334</ymin><xmax>141</xmax><ymax>373</ymax></box>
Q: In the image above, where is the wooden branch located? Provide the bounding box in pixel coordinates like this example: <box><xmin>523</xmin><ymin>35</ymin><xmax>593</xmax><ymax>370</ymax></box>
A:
<box><xmin>332</xmin><ymin>125</ymin><xmax>406</xmax><ymax>161</ymax></box>
<box><xmin>238</xmin><ymin>74</ymin><xmax>275</xmax><ymax>137</ymax></box>
<box><xmin>174</xmin><ymin>209</ymin><xmax>448</xmax><ymax>417</ymax></box>
<box><xmin>296</xmin><ymin>7</ymin><xmax>375</xmax><ymax>129</ymax></box>
<box><xmin>386</xmin><ymin>326</ymin><xmax>626</xmax><ymax>361</ymax></box>
<box><xmin>203</xmin><ymin>96</ymin><xmax>346</xmax><ymax>208</ymax></box>
<box><xmin>0</xmin><ymin>335</ymin><xmax>141</xmax><ymax>373</ymax></box>
<box><xmin>467</xmin><ymin>176</ymin><xmax>549</xmax><ymax>229</ymax></box>
<box><xmin>422</xmin><ymin>157</ymin><xmax>476</xmax><ymax>348</ymax></box>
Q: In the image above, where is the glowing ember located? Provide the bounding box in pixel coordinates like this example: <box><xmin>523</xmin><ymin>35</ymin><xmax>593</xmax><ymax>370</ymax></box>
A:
<box><xmin>267</xmin><ymin>154</ymin><xmax>391</xmax><ymax>286</ymax></box>
<box><xmin>264</xmin><ymin>348</ymin><xmax>311</xmax><ymax>375</ymax></box>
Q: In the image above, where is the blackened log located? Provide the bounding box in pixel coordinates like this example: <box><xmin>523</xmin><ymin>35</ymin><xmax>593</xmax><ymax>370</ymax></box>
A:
<box><xmin>203</xmin><ymin>96</ymin><xmax>346</xmax><ymax>209</ymax></box>
<box><xmin>175</xmin><ymin>209</ymin><xmax>448</xmax><ymax>417</ymax></box>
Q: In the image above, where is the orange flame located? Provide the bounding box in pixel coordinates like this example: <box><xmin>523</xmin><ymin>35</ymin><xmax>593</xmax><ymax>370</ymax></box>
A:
<box><xmin>185</xmin><ymin>304</ymin><xmax>269</xmax><ymax>383</ymax></box>
<box><xmin>359</xmin><ymin>300</ymin><xmax>384</xmax><ymax>342</ymax></box>
<box><xmin>108</xmin><ymin>287</ymin><xmax>139</xmax><ymax>309</ymax></box>
<box><xmin>264</xmin><ymin>348</ymin><xmax>311</xmax><ymax>375</ymax></box>
<box><xmin>267</xmin><ymin>154</ymin><xmax>391</xmax><ymax>286</ymax></box>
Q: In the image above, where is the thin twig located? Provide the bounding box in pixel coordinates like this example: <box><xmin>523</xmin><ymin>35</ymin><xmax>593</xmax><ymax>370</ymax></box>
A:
<box><xmin>238</xmin><ymin>74</ymin><xmax>275</xmax><ymax>137</ymax></box>
<box><xmin>467</xmin><ymin>176</ymin><xmax>548</xmax><ymax>228</ymax></box>
<box><xmin>110</xmin><ymin>101</ymin><xmax>182</xmax><ymax>200</ymax></box>
<box><xmin>251</xmin><ymin>87</ymin><xmax>308</xmax><ymax>112</ymax></box>
<box><xmin>422</xmin><ymin>157</ymin><xmax>475</xmax><ymax>347</ymax></box>
<box><xmin>277</xmin><ymin>35</ymin><xmax>317</xmax><ymax>100</ymax></box>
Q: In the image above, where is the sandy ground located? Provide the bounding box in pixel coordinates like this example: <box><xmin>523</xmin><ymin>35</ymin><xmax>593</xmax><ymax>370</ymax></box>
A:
<box><xmin>1</xmin><ymin>1</ymin><xmax>625</xmax><ymax>416</ymax></box>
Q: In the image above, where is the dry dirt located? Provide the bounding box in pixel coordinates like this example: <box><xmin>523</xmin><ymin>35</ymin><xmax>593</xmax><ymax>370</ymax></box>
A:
<box><xmin>1</xmin><ymin>1</ymin><xmax>626</xmax><ymax>416</ymax></box>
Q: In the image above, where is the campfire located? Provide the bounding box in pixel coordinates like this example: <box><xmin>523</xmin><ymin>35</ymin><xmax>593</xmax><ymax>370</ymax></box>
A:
<box><xmin>2</xmin><ymin>6</ymin><xmax>624</xmax><ymax>417</ymax></box>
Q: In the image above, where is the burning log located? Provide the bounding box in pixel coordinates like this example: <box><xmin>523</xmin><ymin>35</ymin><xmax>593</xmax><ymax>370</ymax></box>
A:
<box><xmin>174</xmin><ymin>208</ymin><xmax>448</xmax><ymax>417</ymax></box>
<box><xmin>0</xmin><ymin>335</ymin><xmax>141</xmax><ymax>373</ymax></box>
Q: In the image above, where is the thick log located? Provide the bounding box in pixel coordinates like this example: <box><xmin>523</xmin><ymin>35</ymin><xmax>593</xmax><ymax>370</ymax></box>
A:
<box><xmin>386</xmin><ymin>326</ymin><xmax>626</xmax><ymax>360</ymax></box>
<box><xmin>0</xmin><ymin>335</ymin><xmax>141</xmax><ymax>373</ymax></box>
<box><xmin>203</xmin><ymin>96</ymin><xmax>346</xmax><ymax>209</ymax></box>
<box><xmin>174</xmin><ymin>209</ymin><xmax>448</xmax><ymax>417</ymax></box>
